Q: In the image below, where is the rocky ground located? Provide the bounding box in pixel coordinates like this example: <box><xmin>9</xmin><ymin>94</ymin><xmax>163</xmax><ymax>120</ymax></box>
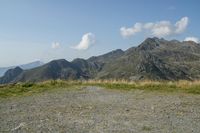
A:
<box><xmin>0</xmin><ymin>86</ymin><xmax>200</xmax><ymax>133</ymax></box>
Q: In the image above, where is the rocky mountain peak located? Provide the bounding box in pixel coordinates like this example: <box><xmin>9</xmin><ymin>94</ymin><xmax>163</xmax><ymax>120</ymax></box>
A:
<box><xmin>138</xmin><ymin>37</ymin><xmax>165</xmax><ymax>51</ymax></box>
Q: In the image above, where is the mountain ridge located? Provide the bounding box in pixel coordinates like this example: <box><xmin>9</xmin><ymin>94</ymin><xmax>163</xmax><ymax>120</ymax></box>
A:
<box><xmin>0</xmin><ymin>61</ymin><xmax>44</xmax><ymax>77</ymax></box>
<box><xmin>0</xmin><ymin>38</ymin><xmax>200</xmax><ymax>84</ymax></box>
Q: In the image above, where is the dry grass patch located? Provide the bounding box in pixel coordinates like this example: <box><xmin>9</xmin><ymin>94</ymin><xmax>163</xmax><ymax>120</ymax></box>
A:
<box><xmin>1</xmin><ymin>80</ymin><xmax>200</xmax><ymax>98</ymax></box>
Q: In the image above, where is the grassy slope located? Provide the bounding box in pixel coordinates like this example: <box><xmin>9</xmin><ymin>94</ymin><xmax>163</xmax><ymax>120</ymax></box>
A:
<box><xmin>1</xmin><ymin>80</ymin><xmax>200</xmax><ymax>98</ymax></box>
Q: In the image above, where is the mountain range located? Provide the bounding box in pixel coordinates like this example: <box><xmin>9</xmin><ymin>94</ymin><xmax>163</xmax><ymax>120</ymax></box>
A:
<box><xmin>1</xmin><ymin>37</ymin><xmax>200</xmax><ymax>84</ymax></box>
<box><xmin>0</xmin><ymin>61</ymin><xmax>44</xmax><ymax>77</ymax></box>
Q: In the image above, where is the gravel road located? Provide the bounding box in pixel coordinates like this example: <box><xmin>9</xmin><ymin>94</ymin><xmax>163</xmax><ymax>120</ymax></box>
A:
<box><xmin>0</xmin><ymin>86</ymin><xmax>200</xmax><ymax>133</ymax></box>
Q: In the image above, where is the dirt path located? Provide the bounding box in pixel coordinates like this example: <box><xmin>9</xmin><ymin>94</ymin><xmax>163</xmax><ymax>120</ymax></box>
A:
<box><xmin>0</xmin><ymin>86</ymin><xmax>200</xmax><ymax>133</ymax></box>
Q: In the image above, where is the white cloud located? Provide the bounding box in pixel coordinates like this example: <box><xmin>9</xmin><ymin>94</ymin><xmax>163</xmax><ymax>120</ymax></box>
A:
<box><xmin>175</xmin><ymin>17</ymin><xmax>189</xmax><ymax>34</ymax></box>
<box><xmin>120</xmin><ymin>17</ymin><xmax>189</xmax><ymax>38</ymax></box>
<box><xmin>184</xmin><ymin>37</ymin><xmax>199</xmax><ymax>43</ymax></box>
<box><xmin>120</xmin><ymin>23</ymin><xmax>142</xmax><ymax>38</ymax></box>
<box><xmin>143</xmin><ymin>22</ymin><xmax>154</xmax><ymax>29</ymax></box>
<box><xmin>72</xmin><ymin>33</ymin><xmax>95</xmax><ymax>50</ymax></box>
<box><xmin>51</xmin><ymin>42</ymin><xmax>60</xmax><ymax>49</ymax></box>
<box><xmin>150</xmin><ymin>21</ymin><xmax>173</xmax><ymax>37</ymax></box>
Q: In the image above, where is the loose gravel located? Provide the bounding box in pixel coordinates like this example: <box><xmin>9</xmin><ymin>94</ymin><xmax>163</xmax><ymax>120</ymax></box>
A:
<box><xmin>0</xmin><ymin>86</ymin><xmax>200</xmax><ymax>133</ymax></box>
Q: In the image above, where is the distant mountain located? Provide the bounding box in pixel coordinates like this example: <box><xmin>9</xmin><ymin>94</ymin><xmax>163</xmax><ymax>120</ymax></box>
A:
<box><xmin>0</xmin><ymin>67</ymin><xmax>23</xmax><ymax>84</ymax></box>
<box><xmin>0</xmin><ymin>61</ymin><xmax>44</xmax><ymax>77</ymax></box>
<box><xmin>20</xmin><ymin>61</ymin><xmax>44</xmax><ymax>70</ymax></box>
<box><xmin>1</xmin><ymin>37</ymin><xmax>200</xmax><ymax>84</ymax></box>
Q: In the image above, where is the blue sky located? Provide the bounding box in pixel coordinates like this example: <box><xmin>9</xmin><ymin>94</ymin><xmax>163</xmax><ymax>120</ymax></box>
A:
<box><xmin>0</xmin><ymin>0</ymin><xmax>199</xmax><ymax>67</ymax></box>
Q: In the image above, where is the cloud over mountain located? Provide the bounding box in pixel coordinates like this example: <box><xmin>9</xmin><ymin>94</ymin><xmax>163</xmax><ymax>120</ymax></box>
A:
<box><xmin>120</xmin><ymin>17</ymin><xmax>189</xmax><ymax>38</ymax></box>
<box><xmin>120</xmin><ymin>23</ymin><xmax>142</xmax><ymax>38</ymax></box>
<box><xmin>72</xmin><ymin>33</ymin><xmax>95</xmax><ymax>50</ymax></box>
<box><xmin>184</xmin><ymin>37</ymin><xmax>199</xmax><ymax>43</ymax></box>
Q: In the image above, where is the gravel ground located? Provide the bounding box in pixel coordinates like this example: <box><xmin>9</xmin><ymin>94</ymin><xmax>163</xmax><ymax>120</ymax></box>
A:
<box><xmin>0</xmin><ymin>86</ymin><xmax>200</xmax><ymax>133</ymax></box>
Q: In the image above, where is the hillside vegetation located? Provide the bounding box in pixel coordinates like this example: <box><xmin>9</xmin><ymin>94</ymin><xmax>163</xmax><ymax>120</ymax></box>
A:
<box><xmin>1</xmin><ymin>80</ymin><xmax>200</xmax><ymax>98</ymax></box>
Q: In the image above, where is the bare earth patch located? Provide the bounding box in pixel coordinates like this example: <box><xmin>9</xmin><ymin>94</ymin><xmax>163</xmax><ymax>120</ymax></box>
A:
<box><xmin>0</xmin><ymin>86</ymin><xmax>200</xmax><ymax>133</ymax></box>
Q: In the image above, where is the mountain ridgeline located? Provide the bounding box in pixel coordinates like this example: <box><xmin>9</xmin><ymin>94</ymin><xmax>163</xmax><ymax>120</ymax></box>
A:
<box><xmin>0</xmin><ymin>61</ymin><xmax>44</xmax><ymax>77</ymax></box>
<box><xmin>1</xmin><ymin>37</ymin><xmax>200</xmax><ymax>84</ymax></box>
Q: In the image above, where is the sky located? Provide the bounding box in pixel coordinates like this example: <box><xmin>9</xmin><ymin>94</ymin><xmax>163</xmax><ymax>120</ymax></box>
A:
<box><xmin>0</xmin><ymin>0</ymin><xmax>200</xmax><ymax>67</ymax></box>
